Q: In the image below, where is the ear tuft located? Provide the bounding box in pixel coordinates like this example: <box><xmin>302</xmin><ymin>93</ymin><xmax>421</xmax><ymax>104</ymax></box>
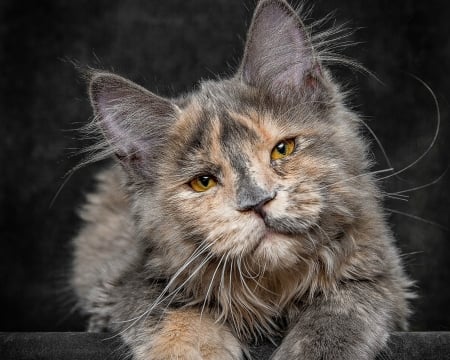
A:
<box><xmin>240</xmin><ymin>0</ymin><xmax>323</xmax><ymax>97</ymax></box>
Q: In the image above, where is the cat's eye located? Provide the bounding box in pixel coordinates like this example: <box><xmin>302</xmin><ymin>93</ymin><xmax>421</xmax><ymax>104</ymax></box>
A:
<box><xmin>190</xmin><ymin>175</ymin><xmax>217</xmax><ymax>192</ymax></box>
<box><xmin>271</xmin><ymin>139</ymin><xmax>295</xmax><ymax>160</ymax></box>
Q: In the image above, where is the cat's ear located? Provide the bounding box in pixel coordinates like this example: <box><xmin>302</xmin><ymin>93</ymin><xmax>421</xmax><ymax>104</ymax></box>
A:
<box><xmin>239</xmin><ymin>0</ymin><xmax>324</xmax><ymax>98</ymax></box>
<box><xmin>89</xmin><ymin>72</ymin><xmax>180</xmax><ymax>179</ymax></box>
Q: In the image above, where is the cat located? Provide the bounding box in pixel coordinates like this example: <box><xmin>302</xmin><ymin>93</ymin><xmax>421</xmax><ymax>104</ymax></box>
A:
<box><xmin>72</xmin><ymin>0</ymin><xmax>413</xmax><ymax>359</ymax></box>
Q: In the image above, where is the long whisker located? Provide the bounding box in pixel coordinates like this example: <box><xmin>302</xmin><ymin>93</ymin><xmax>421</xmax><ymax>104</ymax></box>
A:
<box><xmin>200</xmin><ymin>253</ymin><xmax>225</xmax><ymax>319</ymax></box>
<box><xmin>49</xmin><ymin>168</ymin><xmax>77</xmax><ymax>209</ymax></box>
<box><xmin>384</xmin><ymin>192</ymin><xmax>409</xmax><ymax>202</ymax></box>
<box><xmin>388</xmin><ymin>168</ymin><xmax>448</xmax><ymax>195</ymax></box>
<box><xmin>157</xmin><ymin>251</ymin><xmax>217</xmax><ymax>324</ymax></box>
<box><xmin>122</xmin><ymin>250</ymin><xmax>216</xmax><ymax>339</ymax></box>
<box><xmin>237</xmin><ymin>255</ymin><xmax>272</xmax><ymax>311</ymax></box>
<box><xmin>218</xmin><ymin>253</ymin><xmax>231</xmax><ymax>313</ymax></box>
<box><xmin>228</xmin><ymin>257</ymin><xmax>235</xmax><ymax>321</ymax></box>
<box><xmin>108</xmin><ymin>241</ymin><xmax>215</xmax><ymax>338</ymax></box>
<box><xmin>142</xmin><ymin>251</ymin><xmax>217</xmax><ymax>336</ymax></box>
<box><xmin>241</xmin><ymin>257</ymin><xmax>260</xmax><ymax>280</ymax></box>
<box><xmin>358</xmin><ymin>116</ymin><xmax>394</xmax><ymax>171</ymax></box>
<box><xmin>386</xmin><ymin>208</ymin><xmax>448</xmax><ymax>231</ymax></box>
<box><xmin>149</xmin><ymin>244</ymin><xmax>215</xmax><ymax>310</ymax></box>
<box><xmin>317</xmin><ymin>168</ymin><xmax>394</xmax><ymax>191</ymax></box>
<box><xmin>378</xmin><ymin>76</ymin><xmax>440</xmax><ymax>181</ymax></box>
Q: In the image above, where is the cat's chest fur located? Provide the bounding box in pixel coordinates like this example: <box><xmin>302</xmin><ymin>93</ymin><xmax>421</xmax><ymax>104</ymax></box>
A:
<box><xmin>156</xmin><ymin>252</ymin><xmax>310</xmax><ymax>339</ymax></box>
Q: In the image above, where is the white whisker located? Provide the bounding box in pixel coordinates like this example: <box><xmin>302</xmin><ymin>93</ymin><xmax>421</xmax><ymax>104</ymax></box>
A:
<box><xmin>109</xmin><ymin>241</ymin><xmax>216</xmax><ymax>338</ymax></box>
<box><xmin>386</xmin><ymin>208</ymin><xmax>448</xmax><ymax>231</ymax></box>
<box><xmin>200</xmin><ymin>254</ymin><xmax>225</xmax><ymax>319</ymax></box>
<box><xmin>378</xmin><ymin>76</ymin><xmax>440</xmax><ymax>181</ymax></box>
<box><xmin>389</xmin><ymin>169</ymin><xmax>448</xmax><ymax>195</ymax></box>
<box><xmin>317</xmin><ymin>168</ymin><xmax>393</xmax><ymax>191</ymax></box>
<box><xmin>358</xmin><ymin>116</ymin><xmax>394</xmax><ymax>171</ymax></box>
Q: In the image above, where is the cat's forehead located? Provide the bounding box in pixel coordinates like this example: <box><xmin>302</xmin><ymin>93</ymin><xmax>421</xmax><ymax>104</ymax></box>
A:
<box><xmin>167</xmin><ymin>99</ymin><xmax>275</xmax><ymax>183</ymax></box>
<box><xmin>169</xmin><ymin>80</ymin><xmax>332</xmax><ymax>176</ymax></box>
<box><xmin>176</xmin><ymin>81</ymin><xmax>290</xmax><ymax>144</ymax></box>
<box><xmin>175</xmin><ymin>96</ymin><xmax>279</xmax><ymax>155</ymax></box>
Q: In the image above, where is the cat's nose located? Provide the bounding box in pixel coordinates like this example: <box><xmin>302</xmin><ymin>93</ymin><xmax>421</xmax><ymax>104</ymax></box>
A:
<box><xmin>253</xmin><ymin>193</ymin><xmax>276</xmax><ymax>218</ymax></box>
<box><xmin>237</xmin><ymin>190</ymin><xmax>276</xmax><ymax>218</ymax></box>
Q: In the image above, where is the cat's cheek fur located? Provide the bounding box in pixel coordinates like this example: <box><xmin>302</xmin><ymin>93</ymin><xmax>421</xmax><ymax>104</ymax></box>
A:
<box><xmin>161</xmin><ymin>187</ymin><xmax>265</xmax><ymax>257</ymax></box>
<box><xmin>136</xmin><ymin>309</ymin><xmax>243</xmax><ymax>360</ymax></box>
<box><xmin>265</xmin><ymin>186</ymin><xmax>324</xmax><ymax>233</ymax></box>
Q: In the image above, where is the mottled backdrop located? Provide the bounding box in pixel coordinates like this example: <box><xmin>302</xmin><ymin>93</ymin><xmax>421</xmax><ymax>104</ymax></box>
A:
<box><xmin>0</xmin><ymin>0</ymin><xmax>448</xmax><ymax>332</ymax></box>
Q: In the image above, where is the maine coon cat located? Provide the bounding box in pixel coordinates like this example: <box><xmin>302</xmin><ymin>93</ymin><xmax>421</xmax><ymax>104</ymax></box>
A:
<box><xmin>72</xmin><ymin>0</ymin><xmax>413</xmax><ymax>359</ymax></box>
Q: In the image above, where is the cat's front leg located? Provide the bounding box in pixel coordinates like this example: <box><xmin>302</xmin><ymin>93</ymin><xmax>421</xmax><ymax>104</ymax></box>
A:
<box><xmin>271</xmin><ymin>281</ymin><xmax>403</xmax><ymax>360</ymax></box>
<box><xmin>131</xmin><ymin>308</ymin><xmax>244</xmax><ymax>360</ymax></box>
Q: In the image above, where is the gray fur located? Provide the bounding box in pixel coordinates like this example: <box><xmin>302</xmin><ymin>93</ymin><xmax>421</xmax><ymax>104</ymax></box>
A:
<box><xmin>72</xmin><ymin>1</ymin><xmax>412</xmax><ymax>359</ymax></box>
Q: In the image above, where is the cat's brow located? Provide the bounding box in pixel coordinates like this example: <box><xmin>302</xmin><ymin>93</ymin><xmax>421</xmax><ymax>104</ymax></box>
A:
<box><xmin>177</xmin><ymin>161</ymin><xmax>222</xmax><ymax>181</ymax></box>
<box><xmin>182</xmin><ymin>108</ymin><xmax>215</xmax><ymax>153</ymax></box>
<box><xmin>219</xmin><ymin>111</ymin><xmax>259</xmax><ymax>148</ymax></box>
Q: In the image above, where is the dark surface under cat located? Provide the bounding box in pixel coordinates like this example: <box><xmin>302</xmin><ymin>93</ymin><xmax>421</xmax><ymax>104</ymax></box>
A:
<box><xmin>1</xmin><ymin>332</ymin><xmax>450</xmax><ymax>360</ymax></box>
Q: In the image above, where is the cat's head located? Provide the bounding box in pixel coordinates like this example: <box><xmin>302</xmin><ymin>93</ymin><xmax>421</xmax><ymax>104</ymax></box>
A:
<box><xmin>88</xmin><ymin>0</ymin><xmax>376</xmax><ymax>272</ymax></box>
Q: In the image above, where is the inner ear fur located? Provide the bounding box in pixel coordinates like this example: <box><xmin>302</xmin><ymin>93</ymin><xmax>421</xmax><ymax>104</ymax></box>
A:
<box><xmin>89</xmin><ymin>72</ymin><xmax>180</xmax><ymax>179</ymax></box>
<box><xmin>239</xmin><ymin>0</ymin><xmax>325</xmax><ymax>99</ymax></box>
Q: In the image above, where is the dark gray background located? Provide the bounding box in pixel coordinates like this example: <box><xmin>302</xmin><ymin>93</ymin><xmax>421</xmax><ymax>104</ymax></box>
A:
<box><xmin>0</xmin><ymin>0</ymin><xmax>448</xmax><ymax>332</ymax></box>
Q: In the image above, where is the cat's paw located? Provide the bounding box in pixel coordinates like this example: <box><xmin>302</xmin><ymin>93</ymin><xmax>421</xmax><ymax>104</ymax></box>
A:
<box><xmin>139</xmin><ymin>309</ymin><xmax>243</xmax><ymax>360</ymax></box>
<box><xmin>148</xmin><ymin>341</ymin><xmax>237</xmax><ymax>360</ymax></box>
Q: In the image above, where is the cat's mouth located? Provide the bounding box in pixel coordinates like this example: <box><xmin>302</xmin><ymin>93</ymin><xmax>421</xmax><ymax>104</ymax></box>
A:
<box><xmin>248</xmin><ymin>215</ymin><xmax>313</xmax><ymax>256</ymax></box>
<box><xmin>262</xmin><ymin>210</ymin><xmax>319</xmax><ymax>235</ymax></box>
<box><xmin>252</xmin><ymin>224</ymin><xmax>292</xmax><ymax>252</ymax></box>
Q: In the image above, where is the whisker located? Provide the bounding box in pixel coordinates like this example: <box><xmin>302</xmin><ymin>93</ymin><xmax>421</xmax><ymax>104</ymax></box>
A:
<box><xmin>237</xmin><ymin>255</ymin><xmax>272</xmax><ymax>311</ymax></box>
<box><xmin>108</xmin><ymin>242</ymin><xmax>215</xmax><ymax>338</ymax></box>
<box><xmin>317</xmin><ymin>168</ymin><xmax>394</xmax><ymax>191</ymax></box>
<box><xmin>384</xmin><ymin>193</ymin><xmax>409</xmax><ymax>202</ymax></box>
<box><xmin>378</xmin><ymin>76</ymin><xmax>440</xmax><ymax>181</ymax></box>
<box><xmin>386</xmin><ymin>208</ymin><xmax>448</xmax><ymax>231</ymax></box>
<box><xmin>218</xmin><ymin>253</ymin><xmax>231</xmax><ymax>315</ymax></box>
<box><xmin>399</xmin><ymin>251</ymin><xmax>424</xmax><ymax>258</ymax></box>
<box><xmin>155</xmin><ymin>251</ymin><xmax>217</xmax><ymax>327</ymax></box>
<box><xmin>49</xmin><ymin>168</ymin><xmax>77</xmax><ymax>209</ymax></box>
<box><xmin>200</xmin><ymin>254</ymin><xmax>225</xmax><ymax>319</ymax></box>
<box><xmin>389</xmin><ymin>168</ymin><xmax>448</xmax><ymax>195</ymax></box>
<box><xmin>358</xmin><ymin>116</ymin><xmax>394</xmax><ymax>171</ymax></box>
<box><xmin>229</xmin><ymin>256</ymin><xmax>234</xmax><ymax>305</ymax></box>
<box><xmin>152</xmin><ymin>245</ymin><xmax>215</xmax><ymax>307</ymax></box>
<box><xmin>130</xmin><ymin>250</ymin><xmax>216</xmax><ymax>338</ymax></box>
<box><xmin>242</xmin><ymin>257</ymin><xmax>260</xmax><ymax>280</ymax></box>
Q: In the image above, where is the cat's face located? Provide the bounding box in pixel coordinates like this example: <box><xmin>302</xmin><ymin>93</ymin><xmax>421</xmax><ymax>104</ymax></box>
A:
<box><xmin>164</xmin><ymin>105</ymin><xmax>323</xmax><ymax>269</ymax></box>
<box><xmin>141</xmin><ymin>80</ymin><xmax>368</xmax><ymax>272</ymax></box>
<box><xmin>88</xmin><ymin>0</ymin><xmax>372</xmax><ymax>272</ymax></box>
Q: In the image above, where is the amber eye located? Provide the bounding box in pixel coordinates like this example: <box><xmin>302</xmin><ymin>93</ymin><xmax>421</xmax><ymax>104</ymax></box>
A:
<box><xmin>271</xmin><ymin>139</ymin><xmax>295</xmax><ymax>160</ymax></box>
<box><xmin>190</xmin><ymin>175</ymin><xmax>217</xmax><ymax>192</ymax></box>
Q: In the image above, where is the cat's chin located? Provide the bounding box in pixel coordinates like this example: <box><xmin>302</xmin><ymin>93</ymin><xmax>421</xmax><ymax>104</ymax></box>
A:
<box><xmin>250</xmin><ymin>229</ymin><xmax>300</xmax><ymax>271</ymax></box>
